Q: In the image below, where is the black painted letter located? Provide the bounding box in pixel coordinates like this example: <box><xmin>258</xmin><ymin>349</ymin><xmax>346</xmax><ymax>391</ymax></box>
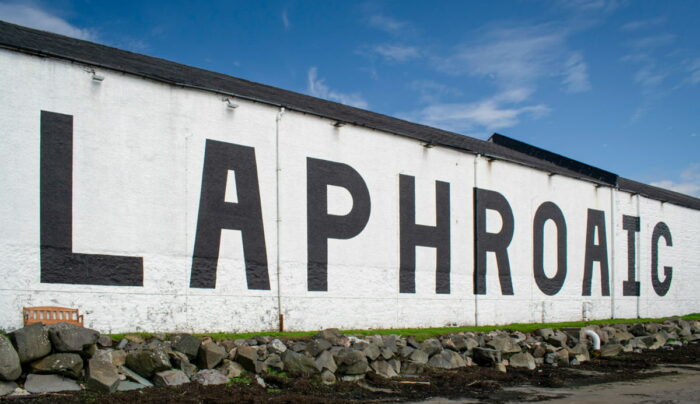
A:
<box><xmin>473</xmin><ymin>188</ymin><xmax>514</xmax><ymax>295</ymax></box>
<box><xmin>40</xmin><ymin>111</ymin><xmax>143</xmax><ymax>286</ymax></box>
<box><xmin>307</xmin><ymin>158</ymin><xmax>371</xmax><ymax>291</ymax></box>
<box><xmin>622</xmin><ymin>215</ymin><xmax>641</xmax><ymax>296</ymax></box>
<box><xmin>532</xmin><ymin>201</ymin><xmax>567</xmax><ymax>295</ymax></box>
<box><xmin>651</xmin><ymin>221</ymin><xmax>673</xmax><ymax>296</ymax></box>
<box><xmin>190</xmin><ymin>140</ymin><xmax>270</xmax><ymax>290</ymax></box>
<box><xmin>399</xmin><ymin>175</ymin><xmax>451</xmax><ymax>294</ymax></box>
<box><xmin>582</xmin><ymin>209</ymin><xmax>610</xmax><ymax>296</ymax></box>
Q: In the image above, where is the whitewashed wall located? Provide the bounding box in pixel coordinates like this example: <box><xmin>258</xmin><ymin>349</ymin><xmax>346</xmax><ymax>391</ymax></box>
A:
<box><xmin>0</xmin><ymin>49</ymin><xmax>698</xmax><ymax>333</ymax></box>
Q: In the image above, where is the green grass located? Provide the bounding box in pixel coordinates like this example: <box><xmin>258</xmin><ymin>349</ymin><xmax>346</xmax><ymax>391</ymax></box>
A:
<box><xmin>108</xmin><ymin>313</ymin><xmax>699</xmax><ymax>342</ymax></box>
<box><xmin>266</xmin><ymin>388</ymin><xmax>282</xmax><ymax>393</ymax></box>
<box><xmin>265</xmin><ymin>369</ymin><xmax>287</xmax><ymax>378</ymax></box>
<box><xmin>228</xmin><ymin>376</ymin><xmax>252</xmax><ymax>385</ymax></box>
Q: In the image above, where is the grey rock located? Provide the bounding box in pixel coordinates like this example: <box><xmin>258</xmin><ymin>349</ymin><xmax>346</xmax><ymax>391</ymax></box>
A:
<box><xmin>315</xmin><ymin>329</ymin><xmax>343</xmax><ymax>344</ymax></box>
<box><xmin>546</xmin><ymin>331</ymin><xmax>568</xmax><ymax>348</ymax></box>
<box><xmin>363</xmin><ymin>343</ymin><xmax>381</xmax><ymax>360</ymax></box>
<box><xmin>600</xmin><ymin>343</ymin><xmax>623</xmax><ymax>357</ymax></box>
<box><xmin>534</xmin><ymin>328</ymin><xmax>555</xmax><ymax>340</ymax></box>
<box><xmin>268</xmin><ymin>339</ymin><xmax>287</xmax><ymax>354</ymax></box>
<box><xmin>627</xmin><ymin>337</ymin><xmax>648</xmax><ymax>350</ymax></box>
<box><xmin>406</xmin><ymin>337</ymin><xmax>420</xmax><ymax>349</ymax></box>
<box><xmin>531</xmin><ymin>344</ymin><xmax>546</xmax><ymax>358</ymax></box>
<box><xmin>629</xmin><ymin>323</ymin><xmax>646</xmax><ymax>336</ymax></box>
<box><xmin>380</xmin><ymin>347</ymin><xmax>394</xmax><ymax>360</ymax></box>
<box><xmin>408</xmin><ymin>349</ymin><xmax>429</xmax><ymax>365</ymax></box>
<box><xmin>402</xmin><ymin>362</ymin><xmax>425</xmax><ymax>375</ymax></box>
<box><xmin>420</xmin><ymin>339</ymin><xmax>443</xmax><ymax>356</ymax></box>
<box><xmin>48</xmin><ymin>322</ymin><xmax>100</xmax><ymax>352</ymax></box>
<box><xmin>193</xmin><ymin>369</ymin><xmax>228</xmax><ymax>385</ymax></box>
<box><xmin>643</xmin><ymin>333</ymin><xmax>667</xmax><ymax>350</ymax></box>
<box><xmin>10</xmin><ymin>323</ymin><xmax>51</xmax><ymax>363</ymax></box>
<box><xmin>118</xmin><ymin>365</ymin><xmax>154</xmax><ymax>387</ymax></box>
<box><xmin>382</xmin><ymin>335</ymin><xmax>400</xmax><ymax>353</ymax></box>
<box><xmin>0</xmin><ymin>381</ymin><xmax>17</xmax><ymax>396</ymax></box>
<box><xmin>153</xmin><ymin>369</ymin><xmax>190</xmax><ymax>386</ymax></box>
<box><xmin>117</xmin><ymin>381</ymin><xmax>147</xmax><ymax>391</ymax></box>
<box><xmin>472</xmin><ymin>347</ymin><xmax>502</xmax><ymax>366</ymax></box>
<box><xmin>315</xmin><ymin>350</ymin><xmax>337</xmax><ymax>373</ymax></box>
<box><xmin>487</xmin><ymin>336</ymin><xmax>522</xmax><ymax>354</ymax></box>
<box><xmin>31</xmin><ymin>353</ymin><xmax>83</xmax><ymax>378</ymax></box>
<box><xmin>388</xmin><ymin>358</ymin><xmax>401</xmax><ymax>374</ymax></box>
<box><xmin>336</xmin><ymin>348</ymin><xmax>369</xmax><ymax>375</ymax></box>
<box><xmin>198</xmin><ymin>341</ymin><xmax>226</xmax><ymax>369</ymax></box>
<box><xmin>0</xmin><ymin>336</ymin><xmax>21</xmax><ymax>381</ymax></box>
<box><xmin>509</xmin><ymin>352</ymin><xmax>536</xmax><ymax>369</ymax></box>
<box><xmin>171</xmin><ymin>334</ymin><xmax>201</xmax><ymax>361</ymax></box>
<box><xmin>495</xmin><ymin>363</ymin><xmax>507</xmax><ymax>372</ymax></box>
<box><xmin>264</xmin><ymin>353</ymin><xmax>284</xmax><ymax>371</ymax></box>
<box><xmin>427</xmin><ymin>350</ymin><xmax>467</xmax><ymax>369</ymax></box>
<box><xmin>97</xmin><ymin>336</ymin><xmax>113</xmax><ymax>348</ymax></box>
<box><xmin>124</xmin><ymin>334</ymin><xmax>146</xmax><ymax>343</ymax></box>
<box><xmin>399</xmin><ymin>346</ymin><xmax>415</xmax><ymax>358</ymax></box>
<box><xmin>306</xmin><ymin>339</ymin><xmax>332</xmax><ymax>357</ymax></box>
<box><xmin>281</xmin><ymin>350</ymin><xmax>317</xmax><ymax>376</ymax></box>
<box><xmin>321</xmin><ymin>369</ymin><xmax>336</xmax><ymax>385</ymax></box>
<box><xmin>612</xmin><ymin>330</ymin><xmax>635</xmax><ymax>342</ymax></box>
<box><xmin>255</xmin><ymin>374</ymin><xmax>266</xmax><ymax>388</ymax></box>
<box><xmin>217</xmin><ymin>360</ymin><xmax>245</xmax><ymax>378</ymax></box>
<box><xmin>87</xmin><ymin>359</ymin><xmax>120</xmax><ymax>393</ymax></box>
<box><xmin>291</xmin><ymin>341</ymin><xmax>307</xmax><ymax>352</ymax></box>
<box><xmin>24</xmin><ymin>374</ymin><xmax>81</xmax><ymax>393</ymax></box>
<box><xmin>341</xmin><ymin>374</ymin><xmax>365</xmax><ymax>382</ymax></box>
<box><xmin>570</xmin><ymin>358</ymin><xmax>580</xmax><ymax>366</ymax></box>
<box><xmin>235</xmin><ymin>345</ymin><xmax>259</xmax><ymax>372</ymax></box>
<box><xmin>125</xmin><ymin>349</ymin><xmax>172</xmax><ymax>379</ymax></box>
<box><xmin>371</xmin><ymin>360</ymin><xmax>398</xmax><ymax>378</ymax></box>
<box><xmin>116</xmin><ymin>339</ymin><xmax>129</xmax><ymax>350</ymax></box>
<box><xmin>111</xmin><ymin>350</ymin><xmax>126</xmax><ymax>367</ymax></box>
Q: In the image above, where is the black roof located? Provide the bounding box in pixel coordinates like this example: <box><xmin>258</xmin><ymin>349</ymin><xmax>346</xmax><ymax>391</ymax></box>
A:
<box><xmin>1</xmin><ymin>20</ymin><xmax>698</xmax><ymax>211</ymax></box>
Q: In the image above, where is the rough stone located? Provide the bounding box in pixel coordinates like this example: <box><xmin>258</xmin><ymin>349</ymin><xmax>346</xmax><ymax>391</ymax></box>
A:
<box><xmin>111</xmin><ymin>350</ymin><xmax>126</xmax><ymax>367</ymax></box>
<box><xmin>268</xmin><ymin>339</ymin><xmax>287</xmax><ymax>354</ymax></box>
<box><xmin>629</xmin><ymin>323</ymin><xmax>646</xmax><ymax>336</ymax></box>
<box><xmin>321</xmin><ymin>369</ymin><xmax>336</xmax><ymax>384</ymax></box>
<box><xmin>87</xmin><ymin>359</ymin><xmax>120</xmax><ymax>393</ymax></box>
<box><xmin>599</xmin><ymin>343</ymin><xmax>623</xmax><ymax>357</ymax></box>
<box><xmin>97</xmin><ymin>336</ymin><xmax>113</xmax><ymax>348</ymax></box>
<box><xmin>336</xmin><ymin>348</ymin><xmax>369</xmax><ymax>375</ymax></box>
<box><xmin>31</xmin><ymin>353</ymin><xmax>84</xmax><ymax>378</ymax></box>
<box><xmin>419</xmin><ymin>339</ymin><xmax>443</xmax><ymax>356</ymax></box>
<box><xmin>643</xmin><ymin>334</ymin><xmax>667</xmax><ymax>350</ymax></box>
<box><xmin>382</xmin><ymin>335</ymin><xmax>400</xmax><ymax>353</ymax></box>
<box><xmin>509</xmin><ymin>352</ymin><xmax>536</xmax><ymax>369</ymax></box>
<box><xmin>487</xmin><ymin>336</ymin><xmax>521</xmax><ymax>354</ymax></box>
<box><xmin>306</xmin><ymin>339</ymin><xmax>332</xmax><ymax>357</ymax></box>
<box><xmin>315</xmin><ymin>329</ymin><xmax>343</xmax><ymax>345</ymax></box>
<box><xmin>400</xmin><ymin>346</ymin><xmax>415</xmax><ymax>358</ymax></box>
<box><xmin>371</xmin><ymin>360</ymin><xmax>398</xmax><ymax>378</ymax></box>
<box><xmin>341</xmin><ymin>374</ymin><xmax>365</xmax><ymax>382</ymax></box>
<box><xmin>281</xmin><ymin>350</ymin><xmax>317</xmax><ymax>376</ymax></box>
<box><xmin>472</xmin><ymin>347</ymin><xmax>502</xmax><ymax>366</ymax></box>
<box><xmin>612</xmin><ymin>330</ymin><xmax>635</xmax><ymax>342</ymax></box>
<box><xmin>0</xmin><ymin>381</ymin><xmax>17</xmax><ymax>396</ymax></box>
<box><xmin>315</xmin><ymin>350</ymin><xmax>337</xmax><ymax>373</ymax></box>
<box><xmin>0</xmin><ymin>336</ymin><xmax>21</xmax><ymax>381</ymax></box>
<box><xmin>117</xmin><ymin>381</ymin><xmax>147</xmax><ymax>391</ymax></box>
<box><xmin>171</xmin><ymin>334</ymin><xmax>201</xmax><ymax>361</ymax></box>
<box><xmin>48</xmin><ymin>322</ymin><xmax>100</xmax><ymax>352</ymax></box>
<box><xmin>217</xmin><ymin>360</ymin><xmax>245</xmax><ymax>378</ymax></box>
<box><xmin>125</xmin><ymin>349</ymin><xmax>172</xmax><ymax>379</ymax></box>
<box><xmin>24</xmin><ymin>374</ymin><xmax>81</xmax><ymax>393</ymax></box>
<box><xmin>10</xmin><ymin>323</ymin><xmax>51</xmax><ymax>363</ymax></box>
<box><xmin>546</xmin><ymin>331</ymin><xmax>568</xmax><ymax>348</ymax></box>
<box><xmin>197</xmin><ymin>341</ymin><xmax>226</xmax><ymax>369</ymax></box>
<box><xmin>534</xmin><ymin>328</ymin><xmax>555</xmax><ymax>340</ymax></box>
<box><xmin>124</xmin><ymin>334</ymin><xmax>145</xmax><ymax>343</ymax></box>
<box><xmin>408</xmin><ymin>349</ymin><xmax>429</xmax><ymax>365</ymax></box>
<box><xmin>118</xmin><ymin>365</ymin><xmax>154</xmax><ymax>387</ymax></box>
<box><xmin>153</xmin><ymin>369</ymin><xmax>190</xmax><ymax>386</ymax></box>
<box><xmin>235</xmin><ymin>346</ymin><xmax>259</xmax><ymax>372</ymax></box>
<box><xmin>495</xmin><ymin>363</ymin><xmax>507</xmax><ymax>373</ymax></box>
<box><xmin>388</xmin><ymin>358</ymin><xmax>401</xmax><ymax>374</ymax></box>
<box><xmin>363</xmin><ymin>343</ymin><xmax>381</xmax><ymax>360</ymax></box>
<box><xmin>427</xmin><ymin>350</ymin><xmax>467</xmax><ymax>369</ymax></box>
<box><xmin>193</xmin><ymin>369</ymin><xmax>228</xmax><ymax>385</ymax></box>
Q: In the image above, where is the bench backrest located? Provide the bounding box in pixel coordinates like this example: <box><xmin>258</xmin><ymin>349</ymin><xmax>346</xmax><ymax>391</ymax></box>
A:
<box><xmin>23</xmin><ymin>306</ymin><xmax>84</xmax><ymax>327</ymax></box>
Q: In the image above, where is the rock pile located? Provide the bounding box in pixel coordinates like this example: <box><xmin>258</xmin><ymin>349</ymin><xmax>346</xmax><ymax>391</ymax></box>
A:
<box><xmin>1</xmin><ymin>318</ymin><xmax>699</xmax><ymax>396</ymax></box>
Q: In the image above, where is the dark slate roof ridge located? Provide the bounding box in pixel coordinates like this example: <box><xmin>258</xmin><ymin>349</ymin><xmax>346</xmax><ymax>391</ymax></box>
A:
<box><xmin>1</xmin><ymin>20</ymin><xmax>699</xmax><ymax>211</ymax></box>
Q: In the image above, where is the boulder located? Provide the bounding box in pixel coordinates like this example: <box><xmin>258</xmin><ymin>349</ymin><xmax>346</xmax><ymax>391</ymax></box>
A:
<box><xmin>546</xmin><ymin>331</ymin><xmax>568</xmax><ymax>348</ymax></box>
<box><xmin>281</xmin><ymin>350</ymin><xmax>317</xmax><ymax>376</ymax></box>
<box><xmin>97</xmin><ymin>336</ymin><xmax>113</xmax><ymax>348</ymax></box>
<box><xmin>10</xmin><ymin>323</ymin><xmax>51</xmax><ymax>363</ymax></box>
<box><xmin>321</xmin><ymin>369</ymin><xmax>336</xmax><ymax>384</ymax></box>
<box><xmin>382</xmin><ymin>335</ymin><xmax>400</xmax><ymax>354</ymax></box>
<box><xmin>192</xmin><ymin>369</ymin><xmax>228</xmax><ymax>385</ymax></box>
<box><xmin>234</xmin><ymin>346</ymin><xmax>259</xmax><ymax>372</ymax></box>
<box><xmin>408</xmin><ymin>349</ymin><xmax>429</xmax><ymax>365</ymax></box>
<box><xmin>472</xmin><ymin>347</ymin><xmax>502</xmax><ymax>366</ymax></box>
<box><xmin>0</xmin><ymin>381</ymin><xmax>17</xmax><ymax>396</ymax></box>
<box><xmin>117</xmin><ymin>381</ymin><xmax>148</xmax><ymax>391</ymax></box>
<box><xmin>153</xmin><ymin>369</ymin><xmax>190</xmax><ymax>386</ymax></box>
<box><xmin>125</xmin><ymin>349</ymin><xmax>172</xmax><ymax>379</ymax></box>
<box><xmin>30</xmin><ymin>353</ymin><xmax>83</xmax><ymax>378</ymax></box>
<box><xmin>48</xmin><ymin>322</ymin><xmax>100</xmax><ymax>352</ymax></box>
<box><xmin>371</xmin><ymin>360</ymin><xmax>398</xmax><ymax>378</ymax></box>
<box><xmin>336</xmin><ymin>348</ymin><xmax>369</xmax><ymax>375</ymax></box>
<box><xmin>124</xmin><ymin>334</ymin><xmax>146</xmax><ymax>343</ymax></box>
<box><xmin>535</xmin><ymin>328</ymin><xmax>555</xmax><ymax>340</ymax></box>
<box><xmin>629</xmin><ymin>323</ymin><xmax>646</xmax><ymax>336</ymax></box>
<box><xmin>487</xmin><ymin>336</ymin><xmax>521</xmax><ymax>354</ymax></box>
<box><xmin>427</xmin><ymin>350</ymin><xmax>467</xmax><ymax>369</ymax></box>
<box><xmin>86</xmin><ymin>359</ymin><xmax>120</xmax><ymax>393</ymax></box>
<box><xmin>509</xmin><ymin>352</ymin><xmax>536</xmax><ymax>369</ymax></box>
<box><xmin>264</xmin><ymin>353</ymin><xmax>284</xmax><ymax>371</ymax></box>
<box><xmin>0</xmin><ymin>336</ymin><xmax>21</xmax><ymax>381</ymax></box>
<box><xmin>315</xmin><ymin>350</ymin><xmax>337</xmax><ymax>373</ymax></box>
<box><xmin>268</xmin><ymin>339</ymin><xmax>287</xmax><ymax>354</ymax></box>
<box><xmin>643</xmin><ymin>334</ymin><xmax>666</xmax><ymax>350</ymax></box>
<box><xmin>197</xmin><ymin>341</ymin><xmax>226</xmax><ymax>369</ymax></box>
<box><xmin>306</xmin><ymin>339</ymin><xmax>332</xmax><ymax>357</ymax></box>
<box><xmin>600</xmin><ymin>343</ymin><xmax>623</xmax><ymax>357</ymax></box>
<box><xmin>24</xmin><ymin>374</ymin><xmax>81</xmax><ymax>393</ymax></box>
<box><xmin>217</xmin><ymin>360</ymin><xmax>244</xmax><ymax>378</ymax></box>
<box><xmin>171</xmin><ymin>334</ymin><xmax>201</xmax><ymax>361</ymax></box>
<box><xmin>419</xmin><ymin>339</ymin><xmax>443</xmax><ymax>356</ymax></box>
<box><xmin>363</xmin><ymin>343</ymin><xmax>381</xmax><ymax>361</ymax></box>
<box><xmin>315</xmin><ymin>329</ymin><xmax>343</xmax><ymax>345</ymax></box>
<box><xmin>118</xmin><ymin>366</ymin><xmax>154</xmax><ymax>387</ymax></box>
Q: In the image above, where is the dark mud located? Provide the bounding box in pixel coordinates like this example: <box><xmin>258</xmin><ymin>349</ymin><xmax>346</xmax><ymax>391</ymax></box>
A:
<box><xmin>4</xmin><ymin>342</ymin><xmax>699</xmax><ymax>404</ymax></box>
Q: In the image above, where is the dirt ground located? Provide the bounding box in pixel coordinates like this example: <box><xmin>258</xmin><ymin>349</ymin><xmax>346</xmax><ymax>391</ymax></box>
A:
<box><xmin>4</xmin><ymin>341</ymin><xmax>699</xmax><ymax>404</ymax></box>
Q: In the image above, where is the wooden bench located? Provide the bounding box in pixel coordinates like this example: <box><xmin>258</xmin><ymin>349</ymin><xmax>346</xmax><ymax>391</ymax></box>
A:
<box><xmin>23</xmin><ymin>306</ymin><xmax>84</xmax><ymax>327</ymax></box>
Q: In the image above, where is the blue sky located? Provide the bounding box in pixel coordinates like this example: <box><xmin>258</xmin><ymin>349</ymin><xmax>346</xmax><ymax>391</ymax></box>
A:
<box><xmin>2</xmin><ymin>0</ymin><xmax>699</xmax><ymax>196</ymax></box>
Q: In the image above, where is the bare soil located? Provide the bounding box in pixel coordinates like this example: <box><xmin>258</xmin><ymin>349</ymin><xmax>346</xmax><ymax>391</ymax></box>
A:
<box><xmin>4</xmin><ymin>341</ymin><xmax>699</xmax><ymax>404</ymax></box>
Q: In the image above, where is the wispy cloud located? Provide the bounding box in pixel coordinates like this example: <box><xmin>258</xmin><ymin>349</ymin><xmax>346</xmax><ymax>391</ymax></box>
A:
<box><xmin>307</xmin><ymin>67</ymin><xmax>369</xmax><ymax>109</ymax></box>
<box><xmin>651</xmin><ymin>164</ymin><xmax>700</xmax><ymax>197</ymax></box>
<box><xmin>408</xmin><ymin>80</ymin><xmax>462</xmax><ymax>103</ymax></box>
<box><xmin>558</xmin><ymin>0</ymin><xmax>625</xmax><ymax>14</ymax></box>
<box><xmin>367</xmin><ymin>14</ymin><xmax>407</xmax><ymax>35</ymax></box>
<box><xmin>628</xmin><ymin>33</ymin><xmax>675</xmax><ymax>49</ymax></box>
<box><xmin>562</xmin><ymin>52</ymin><xmax>591</xmax><ymax>93</ymax></box>
<box><xmin>620</xmin><ymin>16</ymin><xmax>666</xmax><ymax>32</ymax></box>
<box><xmin>0</xmin><ymin>2</ymin><xmax>96</xmax><ymax>40</ymax></box>
<box><xmin>281</xmin><ymin>10</ymin><xmax>290</xmax><ymax>31</ymax></box>
<box><xmin>687</xmin><ymin>58</ymin><xmax>700</xmax><ymax>85</ymax></box>
<box><xmin>372</xmin><ymin>44</ymin><xmax>419</xmax><ymax>62</ymax></box>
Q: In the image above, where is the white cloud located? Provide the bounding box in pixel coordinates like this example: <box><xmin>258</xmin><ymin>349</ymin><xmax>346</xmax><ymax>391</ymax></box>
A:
<box><xmin>281</xmin><ymin>10</ymin><xmax>290</xmax><ymax>30</ymax></box>
<box><xmin>620</xmin><ymin>17</ymin><xmax>666</xmax><ymax>32</ymax></box>
<box><xmin>408</xmin><ymin>80</ymin><xmax>462</xmax><ymax>103</ymax></box>
<box><xmin>307</xmin><ymin>67</ymin><xmax>369</xmax><ymax>109</ymax></box>
<box><xmin>558</xmin><ymin>0</ymin><xmax>625</xmax><ymax>14</ymax></box>
<box><xmin>372</xmin><ymin>44</ymin><xmax>419</xmax><ymax>62</ymax></box>
<box><xmin>651</xmin><ymin>164</ymin><xmax>700</xmax><ymax>197</ymax></box>
<box><xmin>687</xmin><ymin>58</ymin><xmax>700</xmax><ymax>85</ymax></box>
<box><xmin>628</xmin><ymin>34</ymin><xmax>675</xmax><ymax>49</ymax></box>
<box><xmin>367</xmin><ymin>14</ymin><xmax>407</xmax><ymax>35</ymax></box>
<box><xmin>0</xmin><ymin>2</ymin><xmax>96</xmax><ymax>40</ymax></box>
<box><xmin>403</xmin><ymin>90</ymin><xmax>549</xmax><ymax>133</ymax></box>
<box><xmin>562</xmin><ymin>52</ymin><xmax>591</xmax><ymax>93</ymax></box>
